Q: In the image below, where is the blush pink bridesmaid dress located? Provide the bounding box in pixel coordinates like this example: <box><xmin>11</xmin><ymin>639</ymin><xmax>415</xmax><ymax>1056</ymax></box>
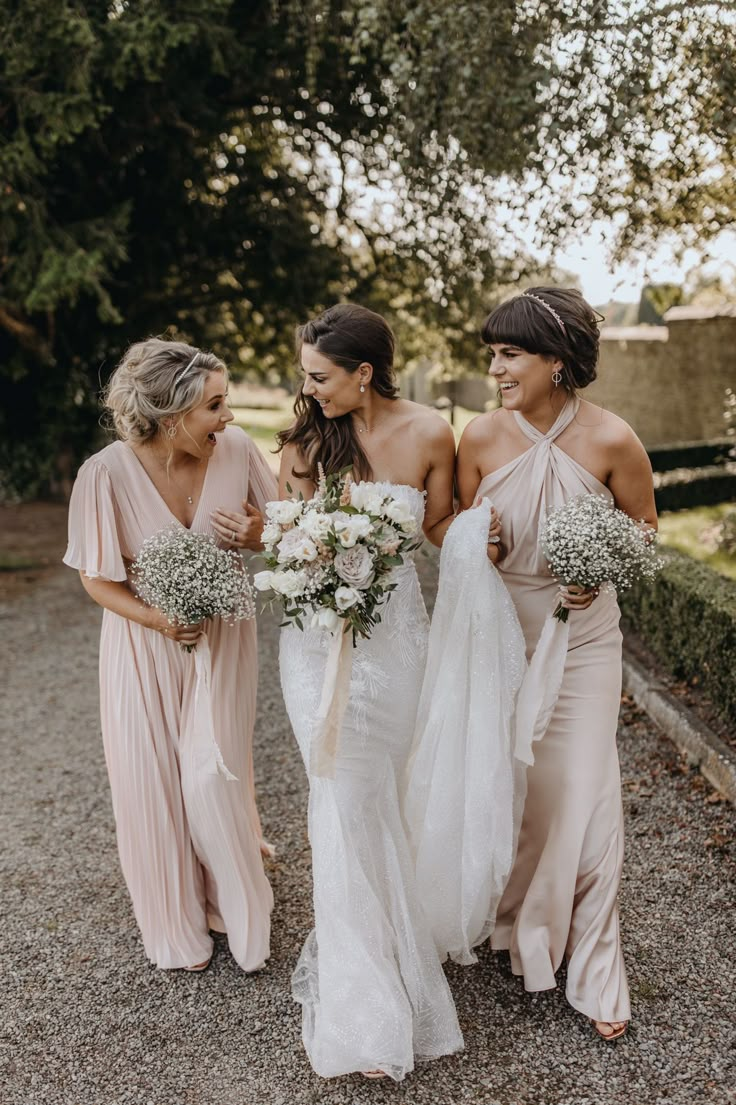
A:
<box><xmin>477</xmin><ymin>398</ymin><xmax>631</xmax><ymax>1026</ymax></box>
<box><xmin>64</xmin><ymin>425</ymin><xmax>275</xmax><ymax>971</ymax></box>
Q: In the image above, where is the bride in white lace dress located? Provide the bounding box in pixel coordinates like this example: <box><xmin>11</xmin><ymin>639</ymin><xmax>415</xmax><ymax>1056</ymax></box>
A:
<box><xmin>277</xmin><ymin>304</ymin><xmax>465</xmax><ymax>1081</ymax></box>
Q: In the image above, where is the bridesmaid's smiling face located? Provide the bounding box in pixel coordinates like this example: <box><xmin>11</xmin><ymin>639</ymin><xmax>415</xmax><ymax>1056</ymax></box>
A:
<box><xmin>175</xmin><ymin>370</ymin><xmax>234</xmax><ymax>457</ymax></box>
<box><xmin>300</xmin><ymin>343</ymin><xmax>369</xmax><ymax>419</ymax></box>
<box><xmin>487</xmin><ymin>344</ymin><xmax>563</xmax><ymax>412</ymax></box>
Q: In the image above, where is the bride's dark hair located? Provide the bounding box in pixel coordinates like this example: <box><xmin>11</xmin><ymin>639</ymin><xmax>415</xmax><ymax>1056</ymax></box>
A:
<box><xmin>277</xmin><ymin>302</ymin><xmax>399</xmax><ymax>482</ymax></box>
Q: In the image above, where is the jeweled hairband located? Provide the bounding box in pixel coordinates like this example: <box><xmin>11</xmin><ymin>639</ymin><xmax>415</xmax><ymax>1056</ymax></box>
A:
<box><xmin>519</xmin><ymin>292</ymin><xmax>567</xmax><ymax>335</ymax></box>
<box><xmin>174</xmin><ymin>352</ymin><xmax>200</xmax><ymax>386</ymax></box>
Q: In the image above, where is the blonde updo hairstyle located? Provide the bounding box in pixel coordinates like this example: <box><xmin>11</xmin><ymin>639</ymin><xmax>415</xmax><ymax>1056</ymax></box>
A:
<box><xmin>104</xmin><ymin>338</ymin><xmax>227</xmax><ymax>444</ymax></box>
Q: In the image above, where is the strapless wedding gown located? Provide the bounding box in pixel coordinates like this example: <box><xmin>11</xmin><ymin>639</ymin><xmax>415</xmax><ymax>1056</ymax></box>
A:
<box><xmin>279</xmin><ymin>482</ymin><xmax>463</xmax><ymax>1081</ymax></box>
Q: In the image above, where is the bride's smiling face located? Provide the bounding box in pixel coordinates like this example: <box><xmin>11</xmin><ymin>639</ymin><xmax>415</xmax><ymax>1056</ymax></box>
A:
<box><xmin>487</xmin><ymin>343</ymin><xmax>563</xmax><ymax>411</ymax></box>
<box><xmin>300</xmin><ymin>343</ymin><xmax>368</xmax><ymax>419</ymax></box>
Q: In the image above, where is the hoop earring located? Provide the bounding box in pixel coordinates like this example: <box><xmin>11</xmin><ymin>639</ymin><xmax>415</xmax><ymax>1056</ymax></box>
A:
<box><xmin>359</xmin><ymin>384</ymin><xmax>366</xmax><ymax>393</ymax></box>
<box><xmin>552</xmin><ymin>371</ymin><xmax>563</xmax><ymax>386</ymax></box>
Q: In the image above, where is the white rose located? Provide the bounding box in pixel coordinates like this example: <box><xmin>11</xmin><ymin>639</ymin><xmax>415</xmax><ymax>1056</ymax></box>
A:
<box><xmin>266</xmin><ymin>499</ymin><xmax>303</xmax><ymax>525</ymax></box>
<box><xmin>270</xmin><ymin>569</ymin><xmax>307</xmax><ymax>598</ymax></box>
<box><xmin>311</xmin><ymin>606</ymin><xmax>340</xmax><ymax>632</ymax></box>
<box><xmin>332</xmin><ymin>512</ymin><xmax>373</xmax><ymax>548</ymax></box>
<box><xmin>277</xmin><ymin>528</ymin><xmax>319</xmax><ymax>563</ymax></box>
<box><xmin>334</xmin><ymin>545</ymin><xmax>376</xmax><ymax>589</ymax></box>
<box><xmin>261</xmin><ymin>522</ymin><xmax>281</xmax><ymax>547</ymax></box>
<box><xmin>334</xmin><ymin>585</ymin><xmax>361</xmax><ymax>611</ymax></box>
<box><xmin>384</xmin><ymin>498</ymin><xmax>413</xmax><ymax>527</ymax></box>
<box><xmin>299</xmin><ymin>510</ymin><xmax>334</xmax><ymax>542</ymax></box>
<box><xmin>350</xmin><ymin>483</ymin><xmax>387</xmax><ymax>515</ymax></box>
<box><xmin>253</xmin><ymin>570</ymin><xmax>275</xmax><ymax>592</ymax></box>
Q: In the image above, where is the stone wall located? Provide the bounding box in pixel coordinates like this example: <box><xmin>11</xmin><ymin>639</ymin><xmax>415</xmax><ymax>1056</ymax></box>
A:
<box><xmin>589</xmin><ymin>309</ymin><xmax>736</xmax><ymax>447</ymax></box>
<box><xmin>407</xmin><ymin>307</ymin><xmax>736</xmax><ymax>448</ymax></box>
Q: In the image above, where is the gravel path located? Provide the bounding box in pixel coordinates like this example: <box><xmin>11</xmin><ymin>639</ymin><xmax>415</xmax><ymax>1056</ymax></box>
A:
<box><xmin>1</xmin><ymin>554</ymin><xmax>734</xmax><ymax>1105</ymax></box>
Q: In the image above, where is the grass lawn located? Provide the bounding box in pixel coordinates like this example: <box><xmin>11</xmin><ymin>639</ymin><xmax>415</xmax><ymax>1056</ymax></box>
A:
<box><xmin>232</xmin><ymin>406</ymin><xmax>292</xmax><ymax>463</ymax></box>
<box><xmin>657</xmin><ymin>503</ymin><xmax>736</xmax><ymax>580</ymax></box>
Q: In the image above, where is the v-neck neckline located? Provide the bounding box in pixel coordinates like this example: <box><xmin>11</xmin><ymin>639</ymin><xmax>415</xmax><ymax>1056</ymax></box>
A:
<box><xmin>121</xmin><ymin>441</ymin><xmax>213</xmax><ymax>530</ymax></box>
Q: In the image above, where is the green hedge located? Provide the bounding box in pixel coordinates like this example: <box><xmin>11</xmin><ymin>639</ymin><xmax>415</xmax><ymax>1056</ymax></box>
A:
<box><xmin>653</xmin><ymin>466</ymin><xmax>736</xmax><ymax>513</ymax></box>
<box><xmin>620</xmin><ymin>549</ymin><xmax>736</xmax><ymax>728</ymax></box>
<box><xmin>647</xmin><ymin>439</ymin><xmax>732</xmax><ymax>473</ymax></box>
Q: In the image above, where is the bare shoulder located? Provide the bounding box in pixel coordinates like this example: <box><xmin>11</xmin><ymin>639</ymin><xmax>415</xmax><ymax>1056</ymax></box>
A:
<box><xmin>459</xmin><ymin>406</ymin><xmax>505</xmax><ymax>447</ymax></box>
<box><xmin>397</xmin><ymin>399</ymin><xmax>454</xmax><ymax>446</ymax></box>
<box><xmin>578</xmin><ymin>400</ymin><xmax>645</xmax><ymax>453</ymax></box>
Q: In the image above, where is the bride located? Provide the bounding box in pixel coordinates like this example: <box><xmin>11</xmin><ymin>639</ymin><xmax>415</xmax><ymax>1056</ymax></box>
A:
<box><xmin>276</xmin><ymin>303</ymin><xmax>465</xmax><ymax>1081</ymax></box>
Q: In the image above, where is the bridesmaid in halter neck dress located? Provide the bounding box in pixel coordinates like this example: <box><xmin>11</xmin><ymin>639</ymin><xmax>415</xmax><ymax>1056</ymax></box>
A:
<box><xmin>456</xmin><ymin>288</ymin><xmax>657</xmax><ymax>1040</ymax></box>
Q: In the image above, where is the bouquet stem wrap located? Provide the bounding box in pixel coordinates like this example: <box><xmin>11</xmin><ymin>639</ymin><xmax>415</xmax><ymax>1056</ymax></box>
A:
<box><xmin>188</xmin><ymin>634</ymin><xmax>238</xmax><ymax>781</ymax></box>
<box><xmin>310</xmin><ymin>626</ymin><xmax>353</xmax><ymax>778</ymax></box>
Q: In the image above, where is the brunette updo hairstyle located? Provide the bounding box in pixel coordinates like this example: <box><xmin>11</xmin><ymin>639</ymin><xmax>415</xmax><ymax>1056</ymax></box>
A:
<box><xmin>104</xmin><ymin>338</ymin><xmax>227</xmax><ymax>444</ymax></box>
<box><xmin>277</xmin><ymin>302</ymin><xmax>399</xmax><ymax>482</ymax></box>
<box><xmin>481</xmin><ymin>287</ymin><xmax>600</xmax><ymax>391</ymax></box>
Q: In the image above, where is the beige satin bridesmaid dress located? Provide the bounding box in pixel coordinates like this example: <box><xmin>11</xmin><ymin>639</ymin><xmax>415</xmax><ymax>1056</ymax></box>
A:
<box><xmin>477</xmin><ymin>398</ymin><xmax>631</xmax><ymax>1025</ymax></box>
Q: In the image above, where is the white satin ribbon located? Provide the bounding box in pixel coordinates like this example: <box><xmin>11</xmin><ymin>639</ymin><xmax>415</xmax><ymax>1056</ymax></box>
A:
<box><xmin>513</xmin><ymin>613</ymin><xmax>570</xmax><ymax>765</ymax></box>
<box><xmin>190</xmin><ymin>634</ymin><xmax>238</xmax><ymax>781</ymax></box>
<box><xmin>309</xmin><ymin>625</ymin><xmax>353</xmax><ymax>778</ymax></box>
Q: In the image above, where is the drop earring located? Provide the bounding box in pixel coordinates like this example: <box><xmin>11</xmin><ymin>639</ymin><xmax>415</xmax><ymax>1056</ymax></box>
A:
<box><xmin>359</xmin><ymin>384</ymin><xmax>366</xmax><ymax>393</ymax></box>
<box><xmin>167</xmin><ymin>423</ymin><xmax>177</xmax><ymax>438</ymax></box>
<box><xmin>552</xmin><ymin>370</ymin><xmax>562</xmax><ymax>386</ymax></box>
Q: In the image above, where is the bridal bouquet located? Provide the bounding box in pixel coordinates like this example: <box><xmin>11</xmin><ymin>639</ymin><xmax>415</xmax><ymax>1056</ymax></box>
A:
<box><xmin>131</xmin><ymin>525</ymin><xmax>256</xmax><ymax>650</ymax></box>
<box><xmin>540</xmin><ymin>493</ymin><xmax>662</xmax><ymax>622</ymax></box>
<box><xmin>254</xmin><ymin>470</ymin><xmax>421</xmax><ymax>640</ymax></box>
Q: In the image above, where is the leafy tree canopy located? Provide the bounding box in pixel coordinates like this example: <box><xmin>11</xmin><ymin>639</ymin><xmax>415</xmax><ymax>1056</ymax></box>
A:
<box><xmin>1</xmin><ymin>0</ymin><xmax>734</xmax><ymax>494</ymax></box>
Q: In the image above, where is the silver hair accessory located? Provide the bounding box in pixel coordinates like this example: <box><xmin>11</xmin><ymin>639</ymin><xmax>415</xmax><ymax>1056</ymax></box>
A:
<box><xmin>174</xmin><ymin>352</ymin><xmax>200</xmax><ymax>386</ymax></box>
<box><xmin>520</xmin><ymin>292</ymin><xmax>567</xmax><ymax>335</ymax></box>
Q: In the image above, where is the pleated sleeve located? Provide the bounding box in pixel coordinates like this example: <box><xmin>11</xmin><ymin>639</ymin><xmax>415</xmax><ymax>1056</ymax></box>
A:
<box><xmin>246</xmin><ymin>436</ymin><xmax>278</xmax><ymax>513</ymax></box>
<box><xmin>63</xmin><ymin>458</ymin><xmax>128</xmax><ymax>582</ymax></box>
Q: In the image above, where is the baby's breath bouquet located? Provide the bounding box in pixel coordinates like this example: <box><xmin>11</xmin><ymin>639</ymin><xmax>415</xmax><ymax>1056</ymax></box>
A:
<box><xmin>540</xmin><ymin>493</ymin><xmax>662</xmax><ymax>623</ymax></box>
<box><xmin>131</xmin><ymin>525</ymin><xmax>255</xmax><ymax>650</ymax></box>
<box><xmin>254</xmin><ymin>469</ymin><xmax>421</xmax><ymax>641</ymax></box>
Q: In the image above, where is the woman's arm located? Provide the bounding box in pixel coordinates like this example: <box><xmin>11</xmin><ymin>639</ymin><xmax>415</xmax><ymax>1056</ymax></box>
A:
<box><xmin>456</xmin><ymin>416</ymin><xmax>502</xmax><ymax>562</ymax></box>
<box><xmin>279</xmin><ymin>442</ymin><xmax>316</xmax><ymax>500</ymax></box>
<box><xmin>79</xmin><ymin>575</ymin><xmax>203</xmax><ymax>646</ymax></box>
<box><xmin>422</xmin><ymin>418</ymin><xmax>457</xmax><ymax>547</ymax></box>
<box><xmin>606</xmin><ymin>423</ymin><xmax>658</xmax><ymax>531</ymax></box>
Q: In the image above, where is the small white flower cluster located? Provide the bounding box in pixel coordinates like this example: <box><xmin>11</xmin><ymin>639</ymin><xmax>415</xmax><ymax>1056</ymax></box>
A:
<box><xmin>540</xmin><ymin>493</ymin><xmax>663</xmax><ymax>622</ymax></box>
<box><xmin>131</xmin><ymin>526</ymin><xmax>255</xmax><ymax>646</ymax></box>
<box><xmin>254</xmin><ymin>471</ymin><xmax>420</xmax><ymax>638</ymax></box>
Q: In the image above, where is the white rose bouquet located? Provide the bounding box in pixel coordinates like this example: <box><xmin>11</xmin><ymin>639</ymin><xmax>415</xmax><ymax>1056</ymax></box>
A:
<box><xmin>131</xmin><ymin>525</ymin><xmax>256</xmax><ymax>651</ymax></box>
<box><xmin>254</xmin><ymin>469</ymin><xmax>421</xmax><ymax>641</ymax></box>
<box><xmin>540</xmin><ymin>492</ymin><xmax>663</xmax><ymax>623</ymax></box>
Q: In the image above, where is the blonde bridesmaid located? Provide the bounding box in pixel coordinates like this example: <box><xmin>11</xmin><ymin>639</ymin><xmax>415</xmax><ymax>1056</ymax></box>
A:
<box><xmin>456</xmin><ymin>288</ymin><xmax>657</xmax><ymax>1040</ymax></box>
<box><xmin>64</xmin><ymin>339</ymin><xmax>275</xmax><ymax>972</ymax></box>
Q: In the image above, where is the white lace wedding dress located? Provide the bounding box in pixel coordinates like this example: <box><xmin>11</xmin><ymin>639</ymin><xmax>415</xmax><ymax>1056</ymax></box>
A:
<box><xmin>279</xmin><ymin>482</ymin><xmax>463</xmax><ymax>1081</ymax></box>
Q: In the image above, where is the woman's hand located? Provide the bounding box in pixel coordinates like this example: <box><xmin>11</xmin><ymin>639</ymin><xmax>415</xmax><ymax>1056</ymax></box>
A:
<box><xmin>211</xmin><ymin>500</ymin><xmax>265</xmax><ymax>551</ymax></box>
<box><xmin>557</xmin><ymin>583</ymin><xmax>599</xmax><ymax>612</ymax></box>
<box><xmin>484</xmin><ymin>505</ymin><xmax>505</xmax><ymax>564</ymax></box>
<box><xmin>149</xmin><ymin>608</ymin><xmax>204</xmax><ymax>647</ymax></box>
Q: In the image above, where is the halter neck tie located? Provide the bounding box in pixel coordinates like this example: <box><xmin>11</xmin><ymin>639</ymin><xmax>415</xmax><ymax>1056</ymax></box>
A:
<box><xmin>513</xmin><ymin>397</ymin><xmax>579</xmax><ymax>444</ymax></box>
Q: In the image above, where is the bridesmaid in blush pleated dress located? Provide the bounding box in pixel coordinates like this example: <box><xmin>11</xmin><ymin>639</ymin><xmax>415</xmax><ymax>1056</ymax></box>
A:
<box><xmin>456</xmin><ymin>288</ymin><xmax>658</xmax><ymax>1040</ymax></box>
<box><xmin>64</xmin><ymin>339</ymin><xmax>275</xmax><ymax>972</ymax></box>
